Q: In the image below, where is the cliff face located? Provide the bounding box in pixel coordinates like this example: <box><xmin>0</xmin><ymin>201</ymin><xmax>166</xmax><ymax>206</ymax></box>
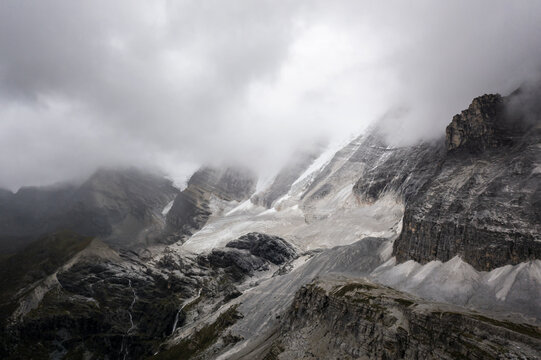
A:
<box><xmin>446</xmin><ymin>94</ymin><xmax>508</xmax><ymax>152</ymax></box>
<box><xmin>265</xmin><ymin>277</ymin><xmax>541</xmax><ymax>360</ymax></box>
<box><xmin>354</xmin><ymin>93</ymin><xmax>541</xmax><ymax>270</ymax></box>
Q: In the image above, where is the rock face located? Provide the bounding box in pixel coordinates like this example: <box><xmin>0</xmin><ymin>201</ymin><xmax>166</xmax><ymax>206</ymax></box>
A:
<box><xmin>198</xmin><ymin>249</ymin><xmax>268</xmax><ymax>280</ymax></box>
<box><xmin>226</xmin><ymin>233</ymin><xmax>298</xmax><ymax>265</ymax></box>
<box><xmin>354</xmin><ymin>92</ymin><xmax>541</xmax><ymax>270</ymax></box>
<box><xmin>67</xmin><ymin>168</ymin><xmax>180</xmax><ymax>248</ymax></box>
<box><xmin>197</xmin><ymin>233</ymin><xmax>298</xmax><ymax>281</ymax></box>
<box><xmin>0</xmin><ymin>232</ymin><xmax>185</xmax><ymax>359</ymax></box>
<box><xmin>164</xmin><ymin>186</ymin><xmax>213</xmax><ymax>242</ymax></box>
<box><xmin>265</xmin><ymin>277</ymin><xmax>541</xmax><ymax>360</ymax></box>
<box><xmin>446</xmin><ymin>94</ymin><xmax>509</xmax><ymax>152</ymax></box>
<box><xmin>165</xmin><ymin>166</ymin><xmax>257</xmax><ymax>242</ymax></box>
<box><xmin>0</xmin><ymin>229</ymin><xmax>260</xmax><ymax>359</ymax></box>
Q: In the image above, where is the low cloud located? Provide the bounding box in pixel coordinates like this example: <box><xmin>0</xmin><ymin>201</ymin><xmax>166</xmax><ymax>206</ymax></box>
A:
<box><xmin>1</xmin><ymin>1</ymin><xmax>540</xmax><ymax>190</ymax></box>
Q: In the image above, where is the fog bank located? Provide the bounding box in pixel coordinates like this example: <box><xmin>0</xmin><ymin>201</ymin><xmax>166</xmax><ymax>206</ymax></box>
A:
<box><xmin>1</xmin><ymin>1</ymin><xmax>541</xmax><ymax>190</ymax></box>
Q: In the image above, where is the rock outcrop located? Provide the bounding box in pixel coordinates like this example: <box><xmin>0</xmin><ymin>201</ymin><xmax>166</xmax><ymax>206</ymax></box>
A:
<box><xmin>198</xmin><ymin>249</ymin><xmax>268</xmax><ymax>280</ymax></box>
<box><xmin>164</xmin><ymin>186</ymin><xmax>213</xmax><ymax>243</ymax></box>
<box><xmin>197</xmin><ymin>233</ymin><xmax>298</xmax><ymax>281</ymax></box>
<box><xmin>0</xmin><ymin>229</ymin><xmax>262</xmax><ymax>359</ymax></box>
<box><xmin>226</xmin><ymin>233</ymin><xmax>298</xmax><ymax>265</ymax></box>
<box><xmin>264</xmin><ymin>277</ymin><xmax>541</xmax><ymax>359</ymax></box>
<box><xmin>446</xmin><ymin>94</ymin><xmax>508</xmax><ymax>152</ymax></box>
<box><xmin>0</xmin><ymin>231</ymin><xmax>186</xmax><ymax>359</ymax></box>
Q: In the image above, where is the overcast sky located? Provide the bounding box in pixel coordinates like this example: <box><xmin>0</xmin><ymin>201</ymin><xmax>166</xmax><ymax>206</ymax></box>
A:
<box><xmin>1</xmin><ymin>1</ymin><xmax>541</xmax><ymax>190</ymax></box>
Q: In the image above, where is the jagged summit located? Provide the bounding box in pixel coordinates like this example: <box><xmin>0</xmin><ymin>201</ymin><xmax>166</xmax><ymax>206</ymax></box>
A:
<box><xmin>446</xmin><ymin>91</ymin><xmax>540</xmax><ymax>153</ymax></box>
<box><xmin>446</xmin><ymin>93</ymin><xmax>507</xmax><ymax>152</ymax></box>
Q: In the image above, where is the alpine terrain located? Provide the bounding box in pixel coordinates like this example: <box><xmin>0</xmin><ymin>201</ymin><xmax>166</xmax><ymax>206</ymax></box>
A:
<box><xmin>0</xmin><ymin>85</ymin><xmax>540</xmax><ymax>360</ymax></box>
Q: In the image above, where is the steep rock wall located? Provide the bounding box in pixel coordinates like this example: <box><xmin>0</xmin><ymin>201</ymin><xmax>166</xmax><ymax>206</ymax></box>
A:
<box><xmin>265</xmin><ymin>277</ymin><xmax>541</xmax><ymax>359</ymax></box>
<box><xmin>354</xmin><ymin>93</ymin><xmax>541</xmax><ymax>270</ymax></box>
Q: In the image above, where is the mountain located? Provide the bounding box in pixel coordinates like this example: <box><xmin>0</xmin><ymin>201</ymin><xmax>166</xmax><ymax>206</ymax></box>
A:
<box><xmin>1</xmin><ymin>89</ymin><xmax>540</xmax><ymax>359</ymax></box>
<box><xmin>64</xmin><ymin>167</ymin><xmax>180</xmax><ymax>248</ymax></box>
<box><xmin>0</xmin><ymin>167</ymin><xmax>179</xmax><ymax>253</ymax></box>
<box><xmin>164</xmin><ymin>166</ymin><xmax>257</xmax><ymax>243</ymax></box>
<box><xmin>0</xmin><ymin>183</ymin><xmax>78</xmax><ymax>254</ymax></box>
<box><xmin>353</xmin><ymin>93</ymin><xmax>541</xmax><ymax>270</ymax></box>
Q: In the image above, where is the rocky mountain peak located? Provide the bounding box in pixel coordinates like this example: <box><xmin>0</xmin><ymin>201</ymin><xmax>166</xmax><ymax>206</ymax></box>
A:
<box><xmin>445</xmin><ymin>93</ymin><xmax>506</xmax><ymax>152</ymax></box>
<box><xmin>165</xmin><ymin>166</ymin><xmax>257</xmax><ymax>243</ymax></box>
<box><xmin>187</xmin><ymin>166</ymin><xmax>257</xmax><ymax>202</ymax></box>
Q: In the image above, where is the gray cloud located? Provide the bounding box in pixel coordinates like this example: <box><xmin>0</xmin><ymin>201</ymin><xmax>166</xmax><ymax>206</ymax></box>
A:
<box><xmin>1</xmin><ymin>1</ymin><xmax>540</xmax><ymax>190</ymax></box>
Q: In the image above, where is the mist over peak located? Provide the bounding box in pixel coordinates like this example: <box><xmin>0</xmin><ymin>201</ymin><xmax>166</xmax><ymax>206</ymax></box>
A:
<box><xmin>1</xmin><ymin>1</ymin><xmax>541</xmax><ymax>190</ymax></box>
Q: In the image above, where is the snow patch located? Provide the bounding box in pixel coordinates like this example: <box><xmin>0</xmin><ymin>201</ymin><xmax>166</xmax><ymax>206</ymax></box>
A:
<box><xmin>161</xmin><ymin>200</ymin><xmax>174</xmax><ymax>216</ymax></box>
<box><xmin>255</xmin><ymin>172</ymin><xmax>277</xmax><ymax>192</ymax></box>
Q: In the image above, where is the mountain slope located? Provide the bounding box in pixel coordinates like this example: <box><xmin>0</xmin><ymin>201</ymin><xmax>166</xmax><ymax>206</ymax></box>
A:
<box><xmin>0</xmin><ymin>168</ymin><xmax>179</xmax><ymax>252</ymax></box>
<box><xmin>251</xmin><ymin>276</ymin><xmax>541</xmax><ymax>360</ymax></box>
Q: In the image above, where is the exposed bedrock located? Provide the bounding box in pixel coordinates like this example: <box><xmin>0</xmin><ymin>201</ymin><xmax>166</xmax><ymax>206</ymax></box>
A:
<box><xmin>354</xmin><ymin>92</ymin><xmax>541</xmax><ymax>270</ymax></box>
<box><xmin>197</xmin><ymin>233</ymin><xmax>298</xmax><ymax>281</ymax></box>
<box><xmin>198</xmin><ymin>248</ymin><xmax>268</xmax><ymax>281</ymax></box>
<box><xmin>226</xmin><ymin>232</ymin><xmax>298</xmax><ymax>265</ymax></box>
<box><xmin>264</xmin><ymin>277</ymin><xmax>541</xmax><ymax>360</ymax></box>
<box><xmin>0</xmin><ymin>229</ymin><xmax>264</xmax><ymax>359</ymax></box>
<box><xmin>446</xmin><ymin>94</ymin><xmax>507</xmax><ymax>152</ymax></box>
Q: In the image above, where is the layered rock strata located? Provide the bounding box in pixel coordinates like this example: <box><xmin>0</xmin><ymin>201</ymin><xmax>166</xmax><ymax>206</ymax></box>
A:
<box><xmin>265</xmin><ymin>277</ymin><xmax>541</xmax><ymax>359</ymax></box>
